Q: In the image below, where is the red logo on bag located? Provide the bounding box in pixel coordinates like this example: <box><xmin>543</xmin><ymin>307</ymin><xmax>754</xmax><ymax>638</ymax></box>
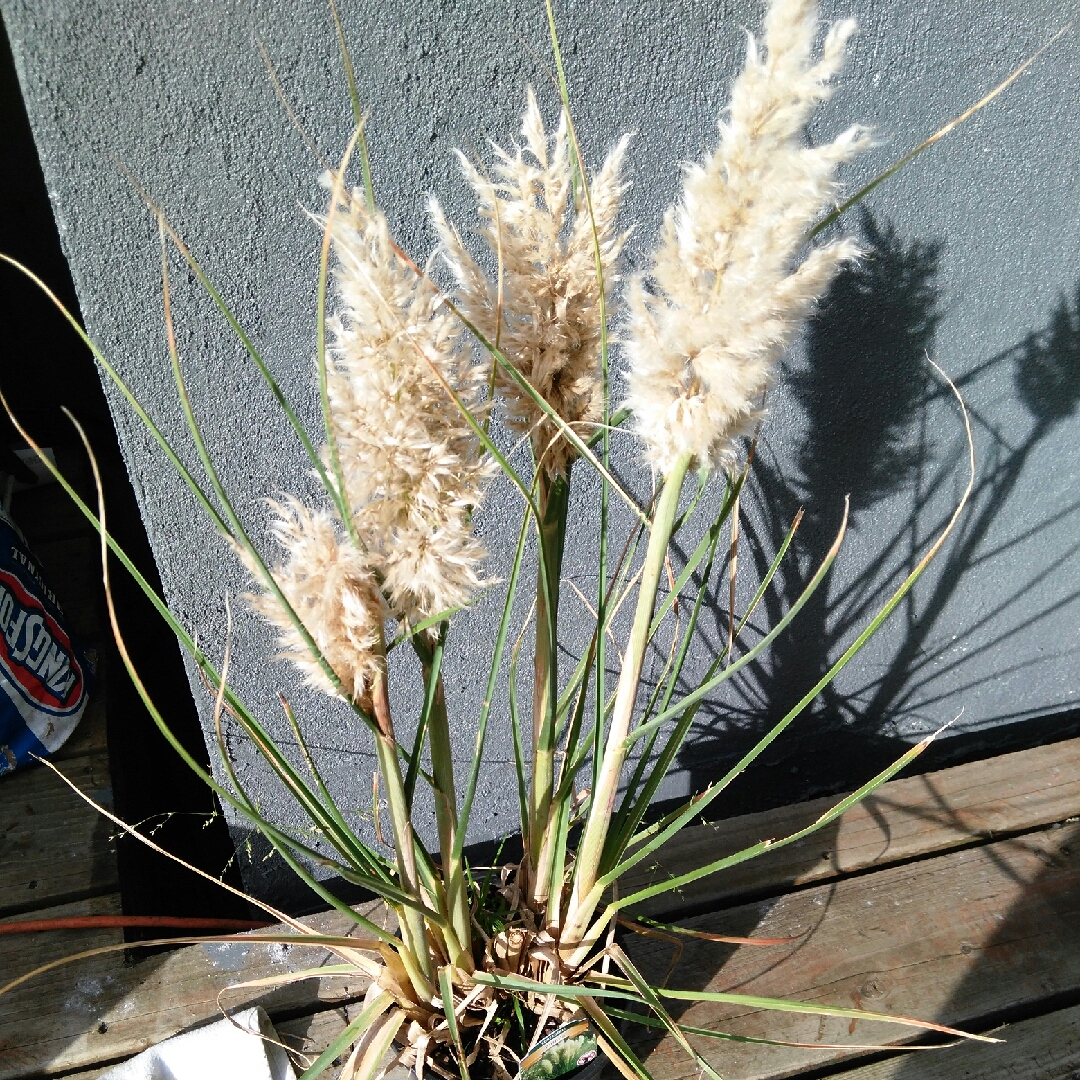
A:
<box><xmin>0</xmin><ymin>570</ymin><xmax>84</xmax><ymax>715</ymax></box>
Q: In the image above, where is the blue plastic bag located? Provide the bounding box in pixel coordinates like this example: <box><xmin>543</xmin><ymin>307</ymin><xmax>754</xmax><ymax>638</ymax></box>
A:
<box><xmin>0</xmin><ymin>506</ymin><xmax>92</xmax><ymax>775</ymax></box>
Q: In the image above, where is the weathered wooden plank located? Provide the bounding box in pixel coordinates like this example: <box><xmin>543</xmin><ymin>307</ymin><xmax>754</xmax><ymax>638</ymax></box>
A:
<box><xmin>624</xmin><ymin>821</ymin><xmax>1080</xmax><ymax>1080</ymax></box>
<box><xmin>7</xmin><ymin>736</ymin><xmax>1077</xmax><ymax>1077</ymax></box>
<box><xmin>625</xmin><ymin>736</ymin><xmax>1080</xmax><ymax>917</ymax></box>
<box><xmin>275</xmin><ymin>1003</ymin><xmax>365</xmax><ymax>1067</ymax></box>
<box><xmin>0</xmin><ymin>699</ymin><xmax>117</xmax><ymax>917</ymax></box>
<box><xmin>831</xmin><ymin>1001</ymin><xmax>1080</xmax><ymax>1079</ymax></box>
<box><xmin>0</xmin><ymin>899</ymin><xmax>389</xmax><ymax>1079</ymax></box>
<box><xmin>266</xmin><ymin>988</ymin><xmax>1032</xmax><ymax>1080</ymax></box>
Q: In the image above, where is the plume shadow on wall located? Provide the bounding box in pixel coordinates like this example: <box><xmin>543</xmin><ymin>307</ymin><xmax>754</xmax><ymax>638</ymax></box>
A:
<box><xmin>670</xmin><ymin>211</ymin><xmax>1080</xmax><ymax>815</ymax></box>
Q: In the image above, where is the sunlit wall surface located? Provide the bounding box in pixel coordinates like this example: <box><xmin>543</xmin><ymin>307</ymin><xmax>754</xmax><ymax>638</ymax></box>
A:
<box><xmin>3</xmin><ymin>0</ymin><xmax>1077</xmax><ymax>903</ymax></box>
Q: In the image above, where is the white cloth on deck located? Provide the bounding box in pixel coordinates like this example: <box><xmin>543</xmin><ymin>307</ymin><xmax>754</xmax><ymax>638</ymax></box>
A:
<box><xmin>98</xmin><ymin>1006</ymin><xmax>296</xmax><ymax>1080</ymax></box>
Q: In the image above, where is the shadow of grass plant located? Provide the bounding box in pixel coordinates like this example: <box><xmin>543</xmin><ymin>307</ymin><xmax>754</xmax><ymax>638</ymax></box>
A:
<box><xmin>2</xmin><ymin>0</ymin><xmax>1065</xmax><ymax>1076</ymax></box>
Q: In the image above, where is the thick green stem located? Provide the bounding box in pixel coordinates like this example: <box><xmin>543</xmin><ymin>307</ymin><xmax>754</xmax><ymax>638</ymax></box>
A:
<box><xmin>417</xmin><ymin>633</ymin><xmax>474</xmax><ymax>970</ymax></box>
<box><xmin>561</xmin><ymin>452</ymin><xmax>691</xmax><ymax>954</ymax></box>
<box><xmin>371</xmin><ymin>649</ymin><xmax>435</xmax><ymax>998</ymax></box>
<box><xmin>528</xmin><ymin>467</ymin><xmax>570</xmax><ymax>900</ymax></box>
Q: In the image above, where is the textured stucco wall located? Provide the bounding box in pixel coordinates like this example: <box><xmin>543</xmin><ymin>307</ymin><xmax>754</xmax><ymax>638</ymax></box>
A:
<box><xmin>2</xmin><ymin>0</ymin><xmax>1078</xmax><ymax>905</ymax></box>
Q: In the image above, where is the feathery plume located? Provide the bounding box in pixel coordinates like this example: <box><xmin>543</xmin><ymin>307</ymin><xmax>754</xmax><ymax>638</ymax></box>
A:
<box><xmin>431</xmin><ymin>88</ymin><xmax>631</xmax><ymax>476</ymax></box>
<box><xmin>326</xmin><ymin>192</ymin><xmax>491</xmax><ymax>626</ymax></box>
<box><xmin>243</xmin><ymin>499</ymin><xmax>384</xmax><ymax>707</ymax></box>
<box><xmin>246</xmin><ymin>187</ymin><xmax>491</xmax><ymax>698</ymax></box>
<box><xmin>624</xmin><ymin>0</ymin><xmax>870</xmax><ymax>476</ymax></box>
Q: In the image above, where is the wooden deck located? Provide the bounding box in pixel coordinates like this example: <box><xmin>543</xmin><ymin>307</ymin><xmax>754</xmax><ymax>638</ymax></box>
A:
<box><xmin>5</xmin><ymin>732</ymin><xmax>1080</xmax><ymax>1079</ymax></box>
<box><xmin>2</xmin><ymin>479</ymin><xmax>1079</xmax><ymax>1078</ymax></box>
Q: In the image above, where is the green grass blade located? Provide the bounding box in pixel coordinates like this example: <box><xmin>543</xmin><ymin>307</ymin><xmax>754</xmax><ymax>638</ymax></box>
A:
<box><xmin>157</xmin><ymin>224</ymin><xmax>376</xmax><ymax>724</ymax></box>
<box><xmin>455</xmin><ymin>509</ymin><xmax>530</xmax><ymax>853</ymax></box>
<box><xmin>733</xmin><ymin>508</ymin><xmax>804</xmax><ymax>641</ymax></box>
<box><xmin>159</xmin><ymin>259</ymin><xmax>380</xmax><ymax>868</ymax></box>
<box><xmin>649</xmin><ymin>476</ymin><xmax>740</xmax><ymax>639</ymax></box>
<box><xmin>298</xmin><ymin>990</ymin><xmax>394</xmax><ymax>1080</ymax></box>
<box><xmin>6</xmin><ymin>393</ymin><xmax>406</xmax><ymax>908</ymax></box>
<box><xmin>616</xmin><ymin>371</ymin><xmax>973</xmax><ymax>872</ymax></box>
<box><xmin>230</xmin><ymin>698</ymin><xmax>388</xmax><ymax>875</ymax></box>
<box><xmin>447</xmin><ymin>293</ymin><xmax>644</xmax><ymax>523</ymax></box>
<box><xmin>0</xmin><ymin>254</ymin><xmax>231</xmax><ymax>539</ymax></box>
<box><xmin>529</xmin><ymin>468</ymin><xmax>568</xmax><ymax>884</ymax></box>
<box><xmin>279</xmin><ymin>694</ymin><xmax>394</xmax><ymax>884</ymax></box>
<box><xmin>328</xmin><ymin>0</ymin><xmax>375</xmax><ymax>213</ymax></box>
<box><xmin>602</xmin><ymin>1008</ymin><xmax>949</xmax><ymax>1052</ymax></box>
<box><xmin>578</xmin><ymin>996</ymin><xmax>656</xmax><ymax>1080</ymax></box>
<box><xmin>671</xmin><ymin>465</ymin><xmax>712</xmax><ymax>539</ymax></box>
<box><xmin>161</xmin><ymin>240</ymin><xmax>388</xmax><ymax>871</ymax></box>
<box><xmin>541</xmin><ymin>0</ymin><xmax>621</xmax><ymax>843</ymax></box>
<box><xmin>609</xmin><ymin>945</ymin><xmax>723</xmax><ymax>1080</ymax></box>
<box><xmin>808</xmin><ymin>30</ymin><xmax>1067</xmax><ymax>242</ymax></box>
<box><xmin>414</xmin><ymin>628</ymin><xmax>473</xmax><ymax>962</ymax></box>
<box><xmin>439</xmin><ymin>967</ymin><xmax>470</xmax><ymax>1080</ymax></box>
<box><xmin>646</xmin><ymin>988</ymin><xmax>998</xmax><ymax>1043</ymax></box>
<box><xmin>403</xmin><ymin>630</ymin><xmax>445</xmax><ymax>809</ymax></box>
<box><xmin>57</xmin><ymin>408</ymin><xmax>383</xmax><ymax>887</ymax></box>
<box><xmin>610</xmin><ymin>731</ymin><xmax>939</xmax><ymax>905</ymax></box>
<box><xmin>563</xmin><ymin>455</ymin><xmax>691</xmax><ymax>948</ymax></box>
<box><xmin>604</xmin><ymin>521</ymin><xmax>723</xmax><ymax>868</ymax></box>
<box><xmin>555</xmin><ymin>512</ymin><xmax>648</xmax><ymax>734</ymax></box>
<box><xmin>586</xmin><ymin>406</ymin><xmax>630</xmax><ymax>448</ymax></box>
<box><xmin>608</xmin><ymin>504</ymin><xmax>805</xmax><ymax>868</ymax></box>
<box><xmin>544</xmin><ymin>791</ymin><xmax>573</xmax><ymax>926</ymax></box>
<box><xmin>254</xmin><ymin>830</ymin><xmax>398</xmax><ymax>939</ymax></box>
<box><xmin>626</xmin><ymin>500</ymin><xmax>850</xmax><ymax>751</ymax></box>
<box><xmin>252</xmin><ymin>818</ymin><xmax>400</xmax><ymax>941</ymax></box>
<box><xmin>508</xmin><ymin>616</ymin><xmax>531</xmax><ymax>841</ymax></box>
<box><xmin>150</xmin><ymin>211</ymin><xmax>343</xmax><ymax>519</ymax></box>
<box><xmin>387</xmin><ymin>602</ymin><xmax>471</xmax><ymax>652</ymax></box>
<box><xmin>334</xmin><ymin>865</ymin><xmax>446</xmax><ymax>924</ymax></box>
<box><xmin>550</xmin><ymin>639</ymin><xmax>597</xmax><ymax>811</ymax></box>
<box><xmin>471</xmin><ymin>971</ymin><xmax>638</xmax><ymax>1002</ymax></box>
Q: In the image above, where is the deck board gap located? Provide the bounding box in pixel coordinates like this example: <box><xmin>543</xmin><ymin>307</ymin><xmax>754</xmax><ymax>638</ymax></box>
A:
<box><xmin>0</xmin><ymin>886</ymin><xmax>128</xmax><ymax>922</ymax></box>
<box><xmin>643</xmin><ymin>814</ymin><xmax>1080</xmax><ymax>923</ymax></box>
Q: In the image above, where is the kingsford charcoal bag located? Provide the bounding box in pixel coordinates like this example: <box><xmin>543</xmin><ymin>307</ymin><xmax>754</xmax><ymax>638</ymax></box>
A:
<box><xmin>0</xmin><ymin>506</ymin><xmax>92</xmax><ymax>774</ymax></box>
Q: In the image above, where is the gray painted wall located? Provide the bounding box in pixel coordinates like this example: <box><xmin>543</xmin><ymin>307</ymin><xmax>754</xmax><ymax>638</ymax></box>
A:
<box><xmin>3</xmin><ymin>0</ymin><xmax>1078</xmax><ymax>904</ymax></box>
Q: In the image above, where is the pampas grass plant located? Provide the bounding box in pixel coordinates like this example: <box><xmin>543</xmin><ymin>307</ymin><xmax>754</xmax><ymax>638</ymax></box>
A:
<box><xmin>7</xmin><ymin>0</ymin><xmax>1059</xmax><ymax>1075</ymax></box>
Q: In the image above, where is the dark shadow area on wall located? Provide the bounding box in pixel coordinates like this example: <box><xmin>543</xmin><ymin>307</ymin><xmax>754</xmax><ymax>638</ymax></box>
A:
<box><xmin>619</xmin><ymin>214</ymin><xmax>1080</xmax><ymax>1076</ymax></box>
<box><xmin>0</xmin><ymin>12</ymin><xmax>248</xmax><ymax>934</ymax></box>
<box><xmin>667</xmin><ymin>210</ymin><xmax>1080</xmax><ymax>818</ymax></box>
<box><xmin>864</xmin><ymin>256</ymin><xmax>1080</xmax><ymax>1080</ymax></box>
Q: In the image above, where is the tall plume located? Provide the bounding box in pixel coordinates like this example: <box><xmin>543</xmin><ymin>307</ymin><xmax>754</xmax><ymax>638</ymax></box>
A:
<box><xmin>326</xmin><ymin>194</ymin><xmax>491</xmax><ymax>626</ymax></box>
<box><xmin>431</xmin><ymin>88</ymin><xmax>631</xmax><ymax>476</ymax></box>
<box><xmin>241</xmin><ymin>499</ymin><xmax>384</xmax><ymax>708</ymax></box>
<box><xmin>246</xmin><ymin>186</ymin><xmax>492</xmax><ymax>704</ymax></box>
<box><xmin>624</xmin><ymin>0</ymin><xmax>870</xmax><ymax>477</ymax></box>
